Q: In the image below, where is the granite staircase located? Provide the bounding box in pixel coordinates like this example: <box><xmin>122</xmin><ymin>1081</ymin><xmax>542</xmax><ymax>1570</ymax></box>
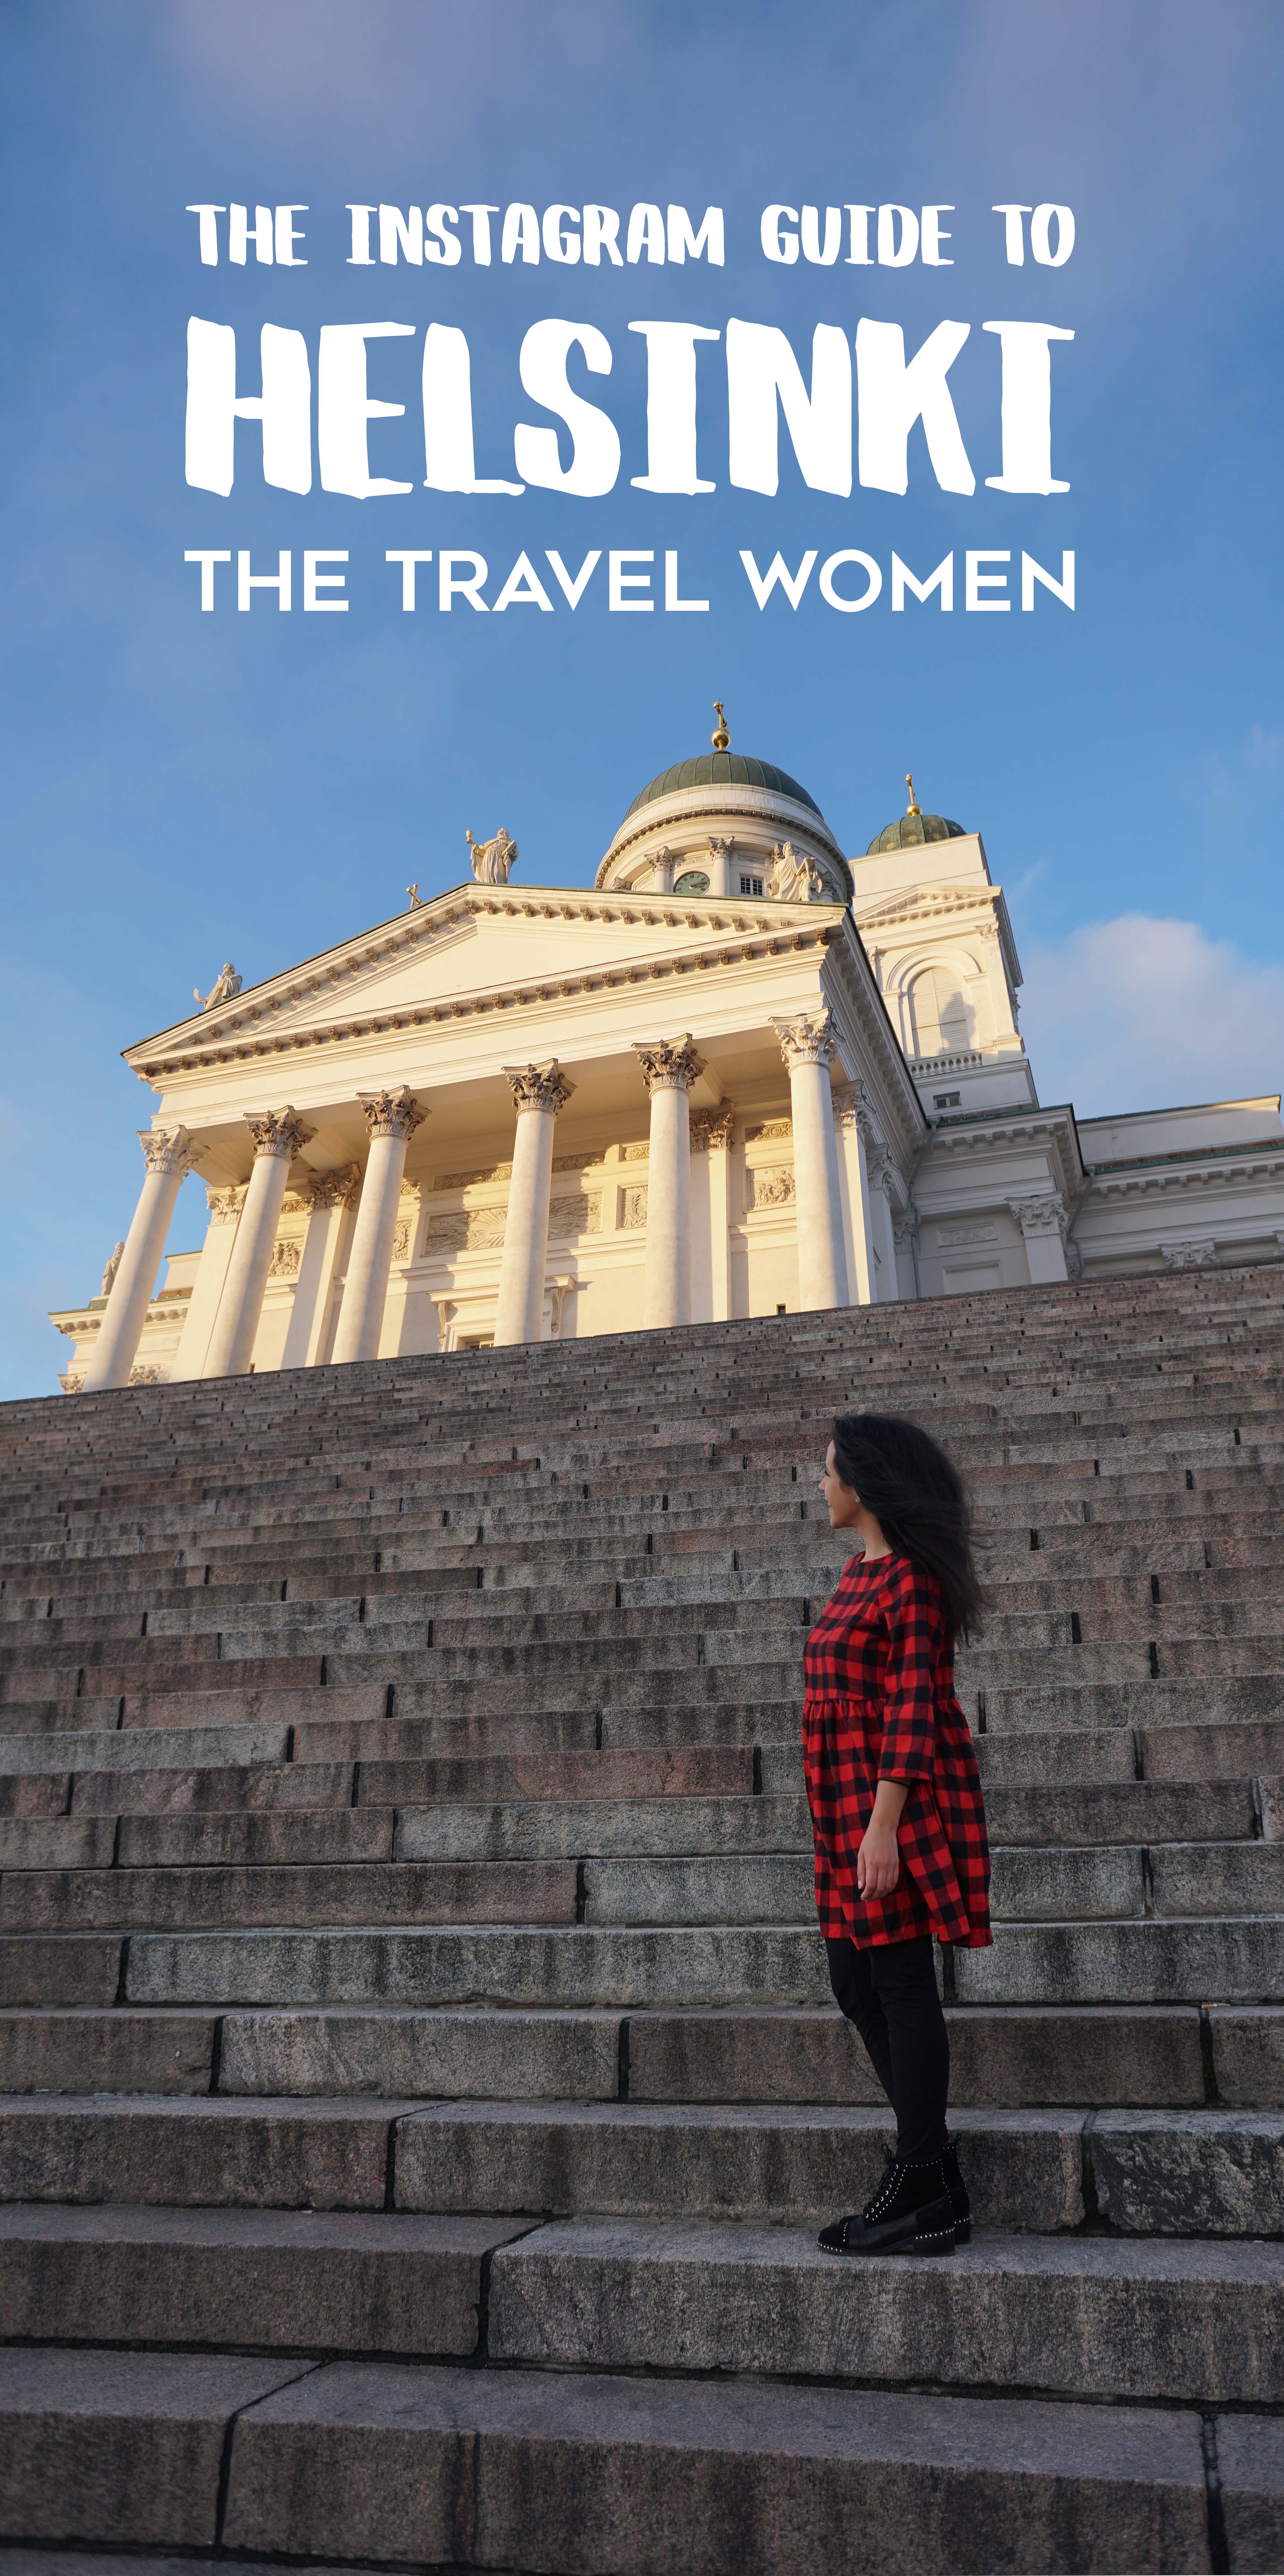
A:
<box><xmin>1</xmin><ymin>1265</ymin><xmax>1283</xmax><ymax>2573</ymax></box>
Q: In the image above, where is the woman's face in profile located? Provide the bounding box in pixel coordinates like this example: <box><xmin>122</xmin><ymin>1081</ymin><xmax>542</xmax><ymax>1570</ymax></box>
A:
<box><xmin>819</xmin><ymin>1440</ymin><xmax>863</xmax><ymax>1529</ymax></box>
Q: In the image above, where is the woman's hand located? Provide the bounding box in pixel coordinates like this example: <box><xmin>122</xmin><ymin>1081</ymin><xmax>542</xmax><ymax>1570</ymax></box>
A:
<box><xmin>857</xmin><ymin>1778</ymin><xmax>910</xmax><ymax>1897</ymax></box>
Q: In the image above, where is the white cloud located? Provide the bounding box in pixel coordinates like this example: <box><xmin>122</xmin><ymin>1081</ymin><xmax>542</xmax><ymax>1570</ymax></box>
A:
<box><xmin>1020</xmin><ymin>915</ymin><xmax>1284</xmax><ymax>1117</ymax></box>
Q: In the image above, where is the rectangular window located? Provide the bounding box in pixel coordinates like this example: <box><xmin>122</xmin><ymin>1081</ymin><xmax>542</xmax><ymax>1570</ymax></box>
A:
<box><xmin>934</xmin><ymin>1091</ymin><xmax>961</xmax><ymax>1109</ymax></box>
<box><xmin>740</xmin><ymin>874</ymin><xmax>764</xmax><ymax>895</ymax></box>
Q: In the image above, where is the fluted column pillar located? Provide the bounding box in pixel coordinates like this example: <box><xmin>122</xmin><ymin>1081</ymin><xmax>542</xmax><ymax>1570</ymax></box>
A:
<box><xmin>332</xmin><ymin>1090</ymin><xmax>426</xmax><ymax>1365</ymax></box>
<box><xmin>82</xmin><ymin>1127</ymin><xmax>203</xmax><ymax>1391</ymax></box>
<box><xmin>202</xmin><ymin>1107</ymin><xmax>313</xmax><ymax>1379</ymax></box>
<box><xmin>634</xmin><ymin>1035</ymin><xmax>703</xmax><ymax>1330</ymax></box>
<box><xmin>493</xmin><ymin>1062</ymin><xmax>574</xmax><ymax>1346</ymax></box>
<box><xmin>772</xmin><ymin>1009</ymin><xmax>849</xmax><ymax>1312</ymax></box>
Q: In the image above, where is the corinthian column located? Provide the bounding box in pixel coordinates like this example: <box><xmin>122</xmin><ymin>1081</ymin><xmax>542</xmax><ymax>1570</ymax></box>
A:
<box><xmin>772</xmin><ymin>1009</ymin><xmax>849</xmax><ymax>1312</ymax></box>
<box><xmin>202</xmin><ymin>1107</ymin><xmax>314</xmax><ymax>1379</ymax></box>
<box><xmin>82</xmin><ymin>1127</ymin><xmax>204</xmax><ymax>1391</ymax></box>
<box><xmin>331</xmin><ymin>1089</ymin><xmax>426</xmax><ymax>1365</ymax></box>
<box><xmin>493</xmin><ymin>1062</ymin><xmax>574</xmax><ymax>1346</ymax></box>
<box><xmin>634</xmin><ymin>1035</ymin><xmax>703</xmax><ymax>1330</ymax></box>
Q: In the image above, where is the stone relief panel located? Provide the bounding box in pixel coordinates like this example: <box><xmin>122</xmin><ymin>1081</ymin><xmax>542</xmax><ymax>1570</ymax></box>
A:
<box><xmin>936</xmin><ymin>1223</ymin><xmax>997</xmax><ymax>1249</ymax></box>
<box><xmin>267</xmin><ymin>1239</ymin><xmax>303</xmax><ymax>1279</ymax></box>
<box><xmin>391</xmin><ymin>1221</ymin><xmax>413</xmax><ymax>1262</ymax></box>
<box><xmin>425</xmin><ymin>1207</ymin><xmax>508</xmax><ymax>1254</ymax></box>
<box><xmin>548</xmin><ymin>1194</ymin><xmax>602</xmax><ymax>1244</ymax></box>
<box><xmin>747</xmin><ymin>1164</ymin><xmax>796</xmax><ymax>1211</ymax></box>
<box><xmin>745</xmin><ymin>1119</ymin><xmax>793</xmax><ymax>1144</ymax></box>
<box><xmin>553</xmin><ymin>1151</ymin><xmax>602</xmax><ymax>1172</ymax></box>
<box><xmin>621</xmin><ymin>1187</ymin><xmax>648</xmax><ymax>1229</ymax></box>
<box><xmin>435</xmin><ymin>1163</ymin><xmax>512</xmax><ymax>1190</ymax></box>
<box><xmin>621</xmin><ymin>1142</ymin><xmax>650</xmax><ymax>1161</ymax></box>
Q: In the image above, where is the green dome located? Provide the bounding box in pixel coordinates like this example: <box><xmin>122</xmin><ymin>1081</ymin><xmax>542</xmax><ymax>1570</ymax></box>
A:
<box><xmin>866</xmin><ymin>811</ymin><xmax>966</xmax><ymax>855</ymax></box>
<box><xmin>623</xmin><ymin>752</ymin><xmax>822</xmax><ymax>823</ymax></box>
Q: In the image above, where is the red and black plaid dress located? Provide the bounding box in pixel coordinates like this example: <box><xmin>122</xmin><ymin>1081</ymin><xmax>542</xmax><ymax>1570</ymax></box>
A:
<box><xmin>803</xmin><ymin>1549</ymin><xmax>991</xmax><ymax>1949</ymax></box>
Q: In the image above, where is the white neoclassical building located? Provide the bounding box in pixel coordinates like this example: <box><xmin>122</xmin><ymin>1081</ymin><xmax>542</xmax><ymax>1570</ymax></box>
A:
<box><xmin>52</xmin><ymin>723</ymin><xmax>1284</xmax><ymax>1390</ymax></box>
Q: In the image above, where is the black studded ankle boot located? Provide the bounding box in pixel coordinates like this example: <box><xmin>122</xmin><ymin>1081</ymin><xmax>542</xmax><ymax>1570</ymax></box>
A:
<box><xmin>942</xmin><ymin>2137</ymin><xmax>971</xmax><ymax>2244</ymax></box>
<box><xmin>818</xmin><ymin>2153</ymin><xmax>956</xmax><ymax>2257</ymax></box>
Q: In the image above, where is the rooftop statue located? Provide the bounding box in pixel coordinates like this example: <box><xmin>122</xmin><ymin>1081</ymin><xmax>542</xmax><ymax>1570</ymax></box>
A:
<box><xmin>100</xmin><ymin>1240</ymin><xmax>125</xmax><ymax>1297</ymax></box>
<box><xmin>466</xmin><ymin>826</ymin><xmax>518</xmax><ymax>885</ymax></box>
<box><xmin>768</xmin><ymin>841</ymin><xmax>824</xmax><ymax>903</ymax></box>
<box><xmin>194</xmin><ymin>962</ymin><xmax>242</xmax><ymax>1011</ymax></box>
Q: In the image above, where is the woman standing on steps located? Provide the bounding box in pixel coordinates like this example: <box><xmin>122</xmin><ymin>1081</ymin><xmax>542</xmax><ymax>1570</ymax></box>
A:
<box><xmin>805</xmin><ymin>1412</ymin><xmax>991</xmax><ymax>2258</ymax></box>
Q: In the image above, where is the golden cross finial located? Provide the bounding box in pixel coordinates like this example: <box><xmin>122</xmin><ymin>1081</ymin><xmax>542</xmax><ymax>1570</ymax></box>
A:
<box><xmin>406</xmin><ymin>884</ymin><xmax>422</xmax><ymax>908</ymax></box>
<box><xmin>711</xmin><ymin>701</ymin><xmax>730</xmax><ymax>751</ymax></box>
<box><xmin>905</xmin><ymin>773</ymin><xmax>921</xmax><ymax>817</ymax></box>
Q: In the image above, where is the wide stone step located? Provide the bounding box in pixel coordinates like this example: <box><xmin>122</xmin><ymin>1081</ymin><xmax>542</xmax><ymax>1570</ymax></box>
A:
<box><xmin>485</xmin><ymin>2216</ymin><xmax>1284</xmax><ymax>2405</ymax></box>
<box><xmin>393</xmin><ymin>2098</ymin><xmax>1280</xmax><ymax>2235</ymax></box>
<box><xmin>0</xmin><ymin>2346</ymin><xmax>1219</xmax><ymax>2575</ymax></box>
<box><xmin>0</xmin><ymin>2201</ymin><xmax>521</xmax><ymax>2356</ymax></box>
<box><xmin>7</xmin><ymin>1996</ymin><xmax>1276</xmax><ymax>2111</ymax></box>
<box><xmin>3</xmin><ymin>2093</ymin><xmax>1278</xmax><ymax>2237</ymax></box>
<box><xmin>100</xmin><ymin>1915</ymin><xmax>1284</xmax><ymax>2011</ymax></box>
<box><xmin>0</xmin><ymin>1859</ymin><xmax>579</xmax><ymax>1933</ymax></box>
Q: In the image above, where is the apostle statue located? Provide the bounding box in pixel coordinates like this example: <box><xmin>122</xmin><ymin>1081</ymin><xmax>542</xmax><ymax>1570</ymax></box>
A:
<box><xmin>466</xmin><ymin>826</ymin><xmax>518</xmax><ymax>884</ymax></box>
<box><xmin>100</xmin><ymin>1241</ymin><xmax>125</xmax><ymax>1297</ymax></box>
<box><xmin>194</xmin><ymin>962</ymin><xmax>242</xmax><ymax>1011</ymax></box>
<box><xmin>768</xmin><ymin>842</ymin><xmax>824</xmax><ymax>903</ymax></box>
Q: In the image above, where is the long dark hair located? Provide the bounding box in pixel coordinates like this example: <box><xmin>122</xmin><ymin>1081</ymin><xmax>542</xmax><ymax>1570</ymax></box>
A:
<box><xmin>830</xmin><ymin>1412</ymin><xmax>984</xmax><ymax>1643</ymax></box>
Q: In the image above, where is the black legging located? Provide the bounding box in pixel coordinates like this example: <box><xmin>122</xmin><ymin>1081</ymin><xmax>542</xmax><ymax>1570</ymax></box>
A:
<box><xmin>825</xmin><ymin>1932</ymin><xmax>950</xmax><ymax>2163</ymax></box>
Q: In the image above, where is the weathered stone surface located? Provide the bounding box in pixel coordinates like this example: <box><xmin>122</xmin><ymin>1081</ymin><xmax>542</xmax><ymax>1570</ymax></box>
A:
<box><xmin>627</xmin><ymin>2003</ymin><xmax>1207</xmax><ymax>2108</ymax></box>
<box><xmin>0</xmin><ymin>2347</ymin><xmax>306</xmax><ymax>2545</ymax></box>
<box><xmin>0</xmin><ymin>1934</ymin><xmax>122</xmax><ymax>2007</ymax></box>
<box><xmin>394</xmin><ymin>2100</ymin><xmax>1084</xmax><ymax>2229</ymax></box>
<box><xmin>219</xmin><ymin>2005</ymin><xmax>621</xmax><ymax>2101</ymax></box>
<box><xmin>954</xmin><ymin>1916</ymin><xmax>1284</xmax><ymax>2006</ymax></box>
<box><xmin>1215</xmin><ymin>2414</ymin><xmax>1284</xmax><ymax>2573</ymax></box>
<box><xmin>1150</xmin><ymin>1841</ymin><xmax>1284</xmax><ymax>1918</ymax></box>
<box><xmin>116</xmin><ymin>1809</ymin><xmax>394</xmax><ymax>1866</ymax></box>
<box><xmin>1208</xmin><ymin>2006</ymin><xmax>1284</xmax><ymax>2105</ymax></box>
<box><xmin>221</xmin><ymin>2358</ymin><xmax>1211</xmax><ymax>2574</ymax></box>
<box><xmin>394</xmin><ymin>1793</ymin><xmax>807</xmax><ymax>1862</ymax></box>
<box><xmin>0</xmin><ymin>2095</ymin><xmax>410</xmax><ymax>2209</ymax></box>
<box><xmin>0</xmin><ymin>1857</ymin><xmax>578</xmax><ymax>1933</ymax></box>
<box><xmin>126</xmin><ymin>1923</ymin><xmax>834</xmax><ymax>2010</ymax></box>
<box><xmin>0</xmin><ymin>1817</ymin><xmax>117</xmax><ymax>1870</ymax></box>
<box><xmin>1090</xmin><ymin>2109</ymin><xmax>1284</xmax><ymax>2235</ymax></box>
<box><xmin>488</xmin><ymin>2218</ymin><xmax>1284</xmax><ymax>2403</ymax></box>
<box><xmin>984</xmin><ymin>1779</ymin><xmax>1257</xmax><ymax>1847</ymax></box>
<box><xmin>0</xmin><ymin>2204</ymin><xmax>526</xmax><ymax>2355</ymax></box>
<box><xmin>0</xmin><ymin>1723</ymin><xmax>289</xmax><ymax>1776</ymax></box>
<box><xmin>0</xmin><ymin>2009</ymin><xmax>216</xmax><ymax>2096</ymax></box>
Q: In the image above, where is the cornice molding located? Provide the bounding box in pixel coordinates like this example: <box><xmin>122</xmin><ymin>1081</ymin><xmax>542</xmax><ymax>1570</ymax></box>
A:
<box><xmin>127</xmin><ymin>906</ymin><xmax>850</xmax><ymax>1083</ymax></box>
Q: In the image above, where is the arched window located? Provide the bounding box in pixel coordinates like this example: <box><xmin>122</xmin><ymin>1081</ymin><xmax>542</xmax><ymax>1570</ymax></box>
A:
<box><xmin>908</xmin><ymin>966</ymin><xmax>971</xmax><ymax>1057</ymax></box>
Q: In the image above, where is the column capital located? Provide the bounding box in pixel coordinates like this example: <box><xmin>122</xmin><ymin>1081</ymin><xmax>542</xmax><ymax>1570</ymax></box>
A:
<box><xmin>830</xmin><ymin>1081</ymin><xmax>865</xmax><ymax>1131</ymax></box>
<box><xmin>245</xmin><ymin>1106</ymin><xmax>314</xmax><ymax>1161</ymax></box>
<box><xmin>1007</xmin><ymin>1191</ymin><xmax>1068</xmax><ymax>1241</ymax></box>
<box><xmin>502</xmin><ymin>1060</ymin><xmax>575</xmax><ymax>1116</ymax></box>
<box><xmin>304</xmin><ymin>1162</ymin><xmax>362</xmax><ymax>1209</ymax></box>
<box><xmin>772</xmin><ymin>1006</ymin><xmax>838</xmax><ymax>1071</ymax></box>
<box><xmin>690</xmin><ymin>1107</ymin><xmax>735</xmax><ymax>1153</ymax></box>
<box><xmin>357</xmin><ymin>1088</ymin><xmax>425</xmax><ymax>1142</ymax></box>
<box><xmin>205</xmin><ymin>1184</ymin><xmax>245</xmax><ymax>1227</ymax></box>
<box><xmin>633</xmin><ymin>1035</ymin><xmax>703</xmax><ymax>1095</ymax></box>
<box><xmin>138</xmin><ymin>1125</ymin><xmax>203</xmax><ymax>1179</ymax></box>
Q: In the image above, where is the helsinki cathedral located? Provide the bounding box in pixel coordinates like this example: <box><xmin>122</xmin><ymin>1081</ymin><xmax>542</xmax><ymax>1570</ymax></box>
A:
<box><xmin>52</xmin><ymin>711</ymin><xmax>1284</xmax><ymax>1392</ymax></box>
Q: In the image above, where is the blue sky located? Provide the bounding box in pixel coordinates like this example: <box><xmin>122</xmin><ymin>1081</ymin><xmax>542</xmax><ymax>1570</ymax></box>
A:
<box><xmin>2</xmin><ymin>0</ymin><xmax>1282</xmax><ymax>1398</ymax></box>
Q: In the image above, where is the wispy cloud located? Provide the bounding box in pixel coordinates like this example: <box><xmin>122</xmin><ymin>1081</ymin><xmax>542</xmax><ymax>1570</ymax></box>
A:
<box><xmin>1021</xmin><ymin>913</ymin><xmax>1284</xmax><ymax>1116</ymax></box>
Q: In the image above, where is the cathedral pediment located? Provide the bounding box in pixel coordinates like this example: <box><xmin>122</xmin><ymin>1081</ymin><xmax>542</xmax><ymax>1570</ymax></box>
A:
<box><xmin>126</xmin><ymin>880</ymin><xmax>847</xmax><ymax>1084</ymax></box>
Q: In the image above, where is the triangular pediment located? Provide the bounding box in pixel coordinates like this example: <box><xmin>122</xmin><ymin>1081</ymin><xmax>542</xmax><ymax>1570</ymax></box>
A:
<box><xmin>126</xmin><ymin>880</ymin><xmax>845</xmax><ymax>1077</ymax></box>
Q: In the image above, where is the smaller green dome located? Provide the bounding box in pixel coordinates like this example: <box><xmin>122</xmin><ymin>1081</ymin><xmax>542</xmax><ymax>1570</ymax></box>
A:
<box><xmin>866</xmin><ymin>811</ymin><xmax>966</xmax><ymax>855</ymax></box>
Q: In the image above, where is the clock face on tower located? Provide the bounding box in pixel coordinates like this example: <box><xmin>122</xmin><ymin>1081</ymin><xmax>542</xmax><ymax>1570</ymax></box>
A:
<box><xmin>673</xmin><ymin>870</ymin><xmax>710</xmax><ymax>896</ymax></box>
